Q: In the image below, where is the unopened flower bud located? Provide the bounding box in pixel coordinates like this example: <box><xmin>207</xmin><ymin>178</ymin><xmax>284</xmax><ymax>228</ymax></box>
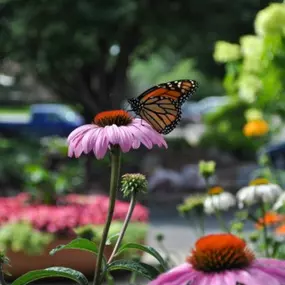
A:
<box><xmin>121</xmin><ymin>173</ymin><xmax>147</xmax><ymax>197</ymax></box>
<box><xmin>199</xmin><ymin>160</ymin><xmax>216</xmax><ymax>179</ymax></box>
<box><xmin>249</xmin><ymin>232</ymin><xmax>259</xmax><ymax>243</ymax></box>
<box><xmin>177</xmin><ymin>194</ymin><xmax>206</xmax><ymax>216</ymax></box>
<box><xmin>156</xmin><ymin>233</ymin><xmax>164</xmax><ymax>242</ymax></box>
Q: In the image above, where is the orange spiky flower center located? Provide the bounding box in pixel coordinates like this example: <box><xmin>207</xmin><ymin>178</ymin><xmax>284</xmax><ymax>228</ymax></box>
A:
<box><xmin>208</xmin><ymin>186</ymin><xmax>224</xmax><ymax>195</ymax></box>
<box><xmin>187</xmin><ymin>234</ymin><xmax>255</xmax><ymax>272</ymax></box>
<box><xmin>94</xmin><ymin>110</ymin><xmax>132</xmax><ymax>127</ymax></box>
<box><xmin>249</xmin><ymin>178</ymin><xmax>269</xmax><ymax>186</ymax></box>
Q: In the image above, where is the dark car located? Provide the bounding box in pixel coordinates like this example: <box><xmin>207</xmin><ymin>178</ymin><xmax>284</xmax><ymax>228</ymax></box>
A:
<box><xmin>0</xmin><ymin>104</ymin><xmax>84</xmax><ymax>138</ymax></box>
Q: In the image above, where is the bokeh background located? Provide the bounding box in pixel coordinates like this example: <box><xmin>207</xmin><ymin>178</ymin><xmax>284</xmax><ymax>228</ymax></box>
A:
<box><xmin>1</xmin><ymin>0</ymin><xmax>285</xmax><ymax>283</ymax></box>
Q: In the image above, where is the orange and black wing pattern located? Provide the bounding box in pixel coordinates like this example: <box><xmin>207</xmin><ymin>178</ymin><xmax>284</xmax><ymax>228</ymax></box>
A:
<box><xmin>128</xmin><ymin>79</ymin><xmax>198</xmax><ymax>135</ymax></box>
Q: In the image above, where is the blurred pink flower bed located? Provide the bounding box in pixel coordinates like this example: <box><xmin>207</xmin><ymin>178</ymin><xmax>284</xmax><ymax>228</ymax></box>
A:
<box><xmin>0</xmin><ymin>193</ymin><xmax>148</xmax><ymax>234</ymax></box>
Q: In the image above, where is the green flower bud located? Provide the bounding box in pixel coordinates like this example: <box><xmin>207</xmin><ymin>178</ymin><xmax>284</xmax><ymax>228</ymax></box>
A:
<box><xmin>249</xmin><ymin>232</ymin><xmax>259</xmax><ymax>243</ymax></box>
<box><xmin>156</xmin><ymin>233</ymin><xmax>164</xmax><ymax>242</ymax></box>
<box><xmin>213</xmin><ymin>41</ymin><xmax>241</xmax><ymax>63</ymax></box>
<box><xmin>258</xmin><ymin>154</ymin><xmax>270</xmax><ymax>167</ymax></box>
<box><xmin>177</xmin><ymin>194</ymin><xmax>206</xmax><ymax>215</ymax></box>
<box><xmin>121</xmin><ymin>173</ymin><xmax>147</xmax><ymax>197</ymax></box>
<box><xmin>230</xmin><ymin>222</ymin><xmax>244</xmax><ymax>233</ymax></box>
<box><xmin>199</xmin><ymin>160</ymin><xmax>216</xmax><ymax>179</ymax></box>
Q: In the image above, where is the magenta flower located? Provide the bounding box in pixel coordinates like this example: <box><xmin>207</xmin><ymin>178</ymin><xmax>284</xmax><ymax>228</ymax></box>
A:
<box><xmin>149</xmin><ymin>233</ymin><xmax>285</xmax><ymax>285</ymax></box>
<box><xmin>0</xmin><ymin>193</ymin><xmax>148</xmax><ymax>234</ymax></box>
<box><xmin>67</xmin><ymin>110</ymin><xmax>167</xmax><ymax>159</ymax></box>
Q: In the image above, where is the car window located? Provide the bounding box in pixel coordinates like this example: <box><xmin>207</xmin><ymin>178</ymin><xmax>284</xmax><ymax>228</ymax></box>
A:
<box><xmin>46</xmin><ymin>113</ymin><xmax>61</xmax><ymax>123</ymax></box>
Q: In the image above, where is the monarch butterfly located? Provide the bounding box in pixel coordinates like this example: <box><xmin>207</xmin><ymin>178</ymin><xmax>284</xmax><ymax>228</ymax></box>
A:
<box><xmin>128</xmin><ymin>79</ymin><xmax>198</xmax><ymax>134</ymax></box>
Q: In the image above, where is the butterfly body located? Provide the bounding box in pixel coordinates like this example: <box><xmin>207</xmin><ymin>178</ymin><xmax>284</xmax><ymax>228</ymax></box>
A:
<box><xmin>128</xmin><ymin>79</ymin><xmax>198</xmax><ymax>134</ymax></box>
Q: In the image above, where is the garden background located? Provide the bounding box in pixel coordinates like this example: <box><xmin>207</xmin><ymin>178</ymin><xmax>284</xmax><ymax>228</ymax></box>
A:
<box><xmin>1</xmin><ymin>0</ymin><xmax>285</xmax><ymax>284</ymax></box>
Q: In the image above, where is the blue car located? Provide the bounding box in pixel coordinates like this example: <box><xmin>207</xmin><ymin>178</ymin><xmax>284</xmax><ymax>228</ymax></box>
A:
<box><xmin>0</xmin><ymin>104</ymin><xmax>84</xmax><ymax>138</ymax></box>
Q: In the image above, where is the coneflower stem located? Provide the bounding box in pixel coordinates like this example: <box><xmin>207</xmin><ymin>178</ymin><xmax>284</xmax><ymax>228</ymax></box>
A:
<box><xmin>215</xmin><ymin>209</ymin><xmax>230</xmax><ymax>233</ymax></box>
<box><xmin>108</xmin><ymin>191</ymin><xmax>137</xmax><ymax>263</ymax></box>
<box><xmin>198</xmin><ymin>211</ymin><xmax>205</xmax><ymax>236</ymax></box>
<box><xmin>260</xmin><ymin>201</ymin><xmax>269</xmax><ymax>257</ymax></box>
<box><xmin>93</xmin><ymin>146</ymin><xmax>121</xmax><ymax>285</ymax></box>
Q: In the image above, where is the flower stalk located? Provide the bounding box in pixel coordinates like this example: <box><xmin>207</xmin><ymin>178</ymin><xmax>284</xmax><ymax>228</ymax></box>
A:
<box><xmin>108</xmin><ymin>191</ymin><xmax>137</xmax><ymax>263</ymax></box>
<box><xmin>93</xmin><ymin>146</ymin><xmax>121</xmax><ymax>285</ymax></box>
<box><xmin>260</xmin><ymin>201</ymin><xmax>269</xmax><ymax>257</ymax></box>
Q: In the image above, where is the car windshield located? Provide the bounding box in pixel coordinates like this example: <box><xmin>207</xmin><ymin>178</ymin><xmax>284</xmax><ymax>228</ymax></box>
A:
<box><xmin>56</xmin><ymin>106</ymin><xmax>82</xmax><ymax>123</ymax></box>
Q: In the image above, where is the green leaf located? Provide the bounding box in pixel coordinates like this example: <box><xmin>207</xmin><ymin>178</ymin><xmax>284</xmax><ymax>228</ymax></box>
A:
<box><xmin>106</xmin><ymin>259</ymin><xmax>160</xmax><ymax>280</ymax></box>
<box><xmin>49</xmin><ymin>237</ymin><xmax>104</xmax><ymax>260</ymax></box>
<box><xmin>106</xmin><ymin>233</ymin><xmax>120</xmax><ymax>245</ymax></box>
<box><xmin>116</xmin><ymin>242</ymin><xmax>168</xmax><ymax>272</ymax></box>
<box><xmin>11</xmin><ymin>267</ymin><xmax>88</xmax><ymax>285</ymax></box>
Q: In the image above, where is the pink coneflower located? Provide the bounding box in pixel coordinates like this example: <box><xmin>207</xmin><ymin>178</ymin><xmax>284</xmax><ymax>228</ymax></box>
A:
<box><xmin>67</xmin><ymin>110</ymin><xmax>167</xmax><ymax>159</ymax></box>
<box><xmin>149</xmin><ymin>233</ymin><xmax>285</xmax><ymax>285</ymax></box>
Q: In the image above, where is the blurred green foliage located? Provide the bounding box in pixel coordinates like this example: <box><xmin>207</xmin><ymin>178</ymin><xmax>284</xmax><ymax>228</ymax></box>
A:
<box><xmin>0</xmin><ymin>221</ymin><xmax>147</xmax><ymax>256</ymax></box>
<box><xmin>0</xmin><ymin>222</ymin><xmax>53</xmax><ymax>255</ymax></box>
<box><xmin>0</xmin><ymin>136</ymin><xmax>85</xmax><ymax>202</ymax></box>
<box><xmin>201</xmin><ymin>2</ymin><xmax>285</xmax><ymax>157</ymax></box>
<box><xmin>1</xmin><ymin>0</ymin><xmax>270</xmax><ymax>117</ymax></box>
<box><xmin>129</xmin><ymin>54</ymin><xmax>223</xmax><ymax>100</ymax></box>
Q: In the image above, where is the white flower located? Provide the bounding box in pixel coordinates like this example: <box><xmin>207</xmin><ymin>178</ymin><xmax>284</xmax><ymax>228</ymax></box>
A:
<box><xmin>204</xmin><ymin>190</ymin><xmax>236</xmax><ymax>215</ymax></box>
<box><xmin>237</xmin><ymin>180</ymin><xmax>282</xmax><ymax>207</ymax></box>
<box><xmin>273</xmin><ymin>192</ymin><xmax>285</xmax><ymax>210</ymax></box>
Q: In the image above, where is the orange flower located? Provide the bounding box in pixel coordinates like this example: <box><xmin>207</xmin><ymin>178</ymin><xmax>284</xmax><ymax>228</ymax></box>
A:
<box><xmin>187</xmin><ymin>234</ymin><xmax>255</xmax><ymax>272</ymax></box>
<box><xmin>255</xmin><ymin>211</ymin><xmax>284</xmax><ymax>229</ymax></box>
<box><xmin>275</xmin><ymin>224</ymin><xmax>285</xmax><ymax>235</ymax></box>
<box><xmin>243</xmin><ymin>119</ymin><xmax>269</xmax><ymax>137</ymax></box>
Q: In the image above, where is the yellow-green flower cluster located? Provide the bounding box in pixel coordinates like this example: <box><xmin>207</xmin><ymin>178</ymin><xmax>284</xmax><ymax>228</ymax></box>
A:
<box><xmin>238</xmin><ymin>75</ymin><xmax>262</xmax><ymax>103</ymax></box>
<box><xmin>255</xmin><ymin>3</ymin><xmax>285</xmax><ymax>36</ymax></box>
<box><xmin>177</xmin><ymin>194</ymin><xmax>206</xmax><ymax>216</ymax></box>
<box><xmin>213</xmin><ymin>41</ymin><xmax>241</xmax><ymax>63</ymax></box>
<box><xmin>121</xmin><ymin>173</ymin><xmax>147</xmax><ymax>197</ymax></box>
<box><xmin>240</xmin><ymin>35</ymin><xmax>263</xmax><ymax>73</ymax></box>
<box><xmin>240</xmin><ymin>35</ymin><xmax>263</xmax><ymax>58</ymax></box>
<box><xmin>244</xmin><ymin>108</ymin><xmax>263</xmax><ymax>122</ymax></box>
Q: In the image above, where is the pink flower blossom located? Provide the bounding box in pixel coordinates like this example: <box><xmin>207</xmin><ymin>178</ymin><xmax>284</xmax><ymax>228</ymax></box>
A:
<box><xmin>67</xmin><ymin>110</ymin><xmax>167</xmax><ymax>159</ymax></box>
<box><xmin>0</xmin><ymin>193</ymin><xmax>148</xmax><ymax>235</ymax></box>
<box><xmin>149</xmin><ymin>234</ymin><xmax>285</xmax><ymax>285</ymax></box>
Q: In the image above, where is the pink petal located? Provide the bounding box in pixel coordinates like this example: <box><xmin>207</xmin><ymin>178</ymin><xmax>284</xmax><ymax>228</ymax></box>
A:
<box><xmin>117</xmin><ymin>126</ymin><xmax>132</xmax><ymax>152</ymax></box>
<box><xmin>255</xmin><ymin>258</ymin><xmax>285</xmax><ymax>269</ymax></box>
<box><xmin>232</xmin><ymin>269</ymin><xmax>260</xmax><ymax>285</ymax></box>
<box><xmin>248</xmin><ymin>267</ymin><xmax>281</xmax><ymax>285</ymax></box>
<box><xmin>148</xmin><ymin>264</ymin><xmax>196</xmax><ymax>285</ymax></box>
<box><xmin>67</xmin><ymin>124</ymin><xmax>94</xmax><ymax>143</ymax></box>
<box><xmin>93</xmin><ymin>129</ymin><xmax>109</xmax><ymax>159</ymax></box>
<box><xmin>81</xmin><ymin>127</ymin><xmax>100</xmax><ymax>153</ymax></box>
<box><xmin>106</xmin><ymin>125</ymin><xmax>121</xmax><ymax>145</ymax></box>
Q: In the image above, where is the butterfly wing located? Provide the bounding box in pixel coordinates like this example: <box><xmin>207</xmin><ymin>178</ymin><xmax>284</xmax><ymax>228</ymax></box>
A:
<box><xmin>137</xmin><ymin>79</ymin><xmax>198</xmax><ymax>104</ymax></box>
<box><xmin>129</xmin><ymin>79</ymin><xmax>198</xmax><ymax>134</ymax></box>
<box><xmin>139</xmin><ymin>96</ymin><xmax>182</xmax><ymax>134</ymax></box>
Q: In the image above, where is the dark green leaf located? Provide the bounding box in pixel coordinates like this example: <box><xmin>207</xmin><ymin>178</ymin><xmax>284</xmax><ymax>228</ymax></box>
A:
<box><xmin>49</xmin><ymin>238</ymin><xmax>106</xmax><ymax>265</ymax></box>
<box><xmin>11</xmin><ymin>267</ymin><xmax>88</xmax><ymax>285</ymax></box>
<box><xmin>106</xmin><ymin>259</ymin><xmax>160</xmax><ymax>280</ymax></box>
<box><xmin>116</xmin><ymin>242</ymin><xmax>168</xmax><ymax>272</ymax></box>
<box><xmin>50</xmin><ymin>237</ymin><xmax>97</xmax><ymax>255</ymax></box>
